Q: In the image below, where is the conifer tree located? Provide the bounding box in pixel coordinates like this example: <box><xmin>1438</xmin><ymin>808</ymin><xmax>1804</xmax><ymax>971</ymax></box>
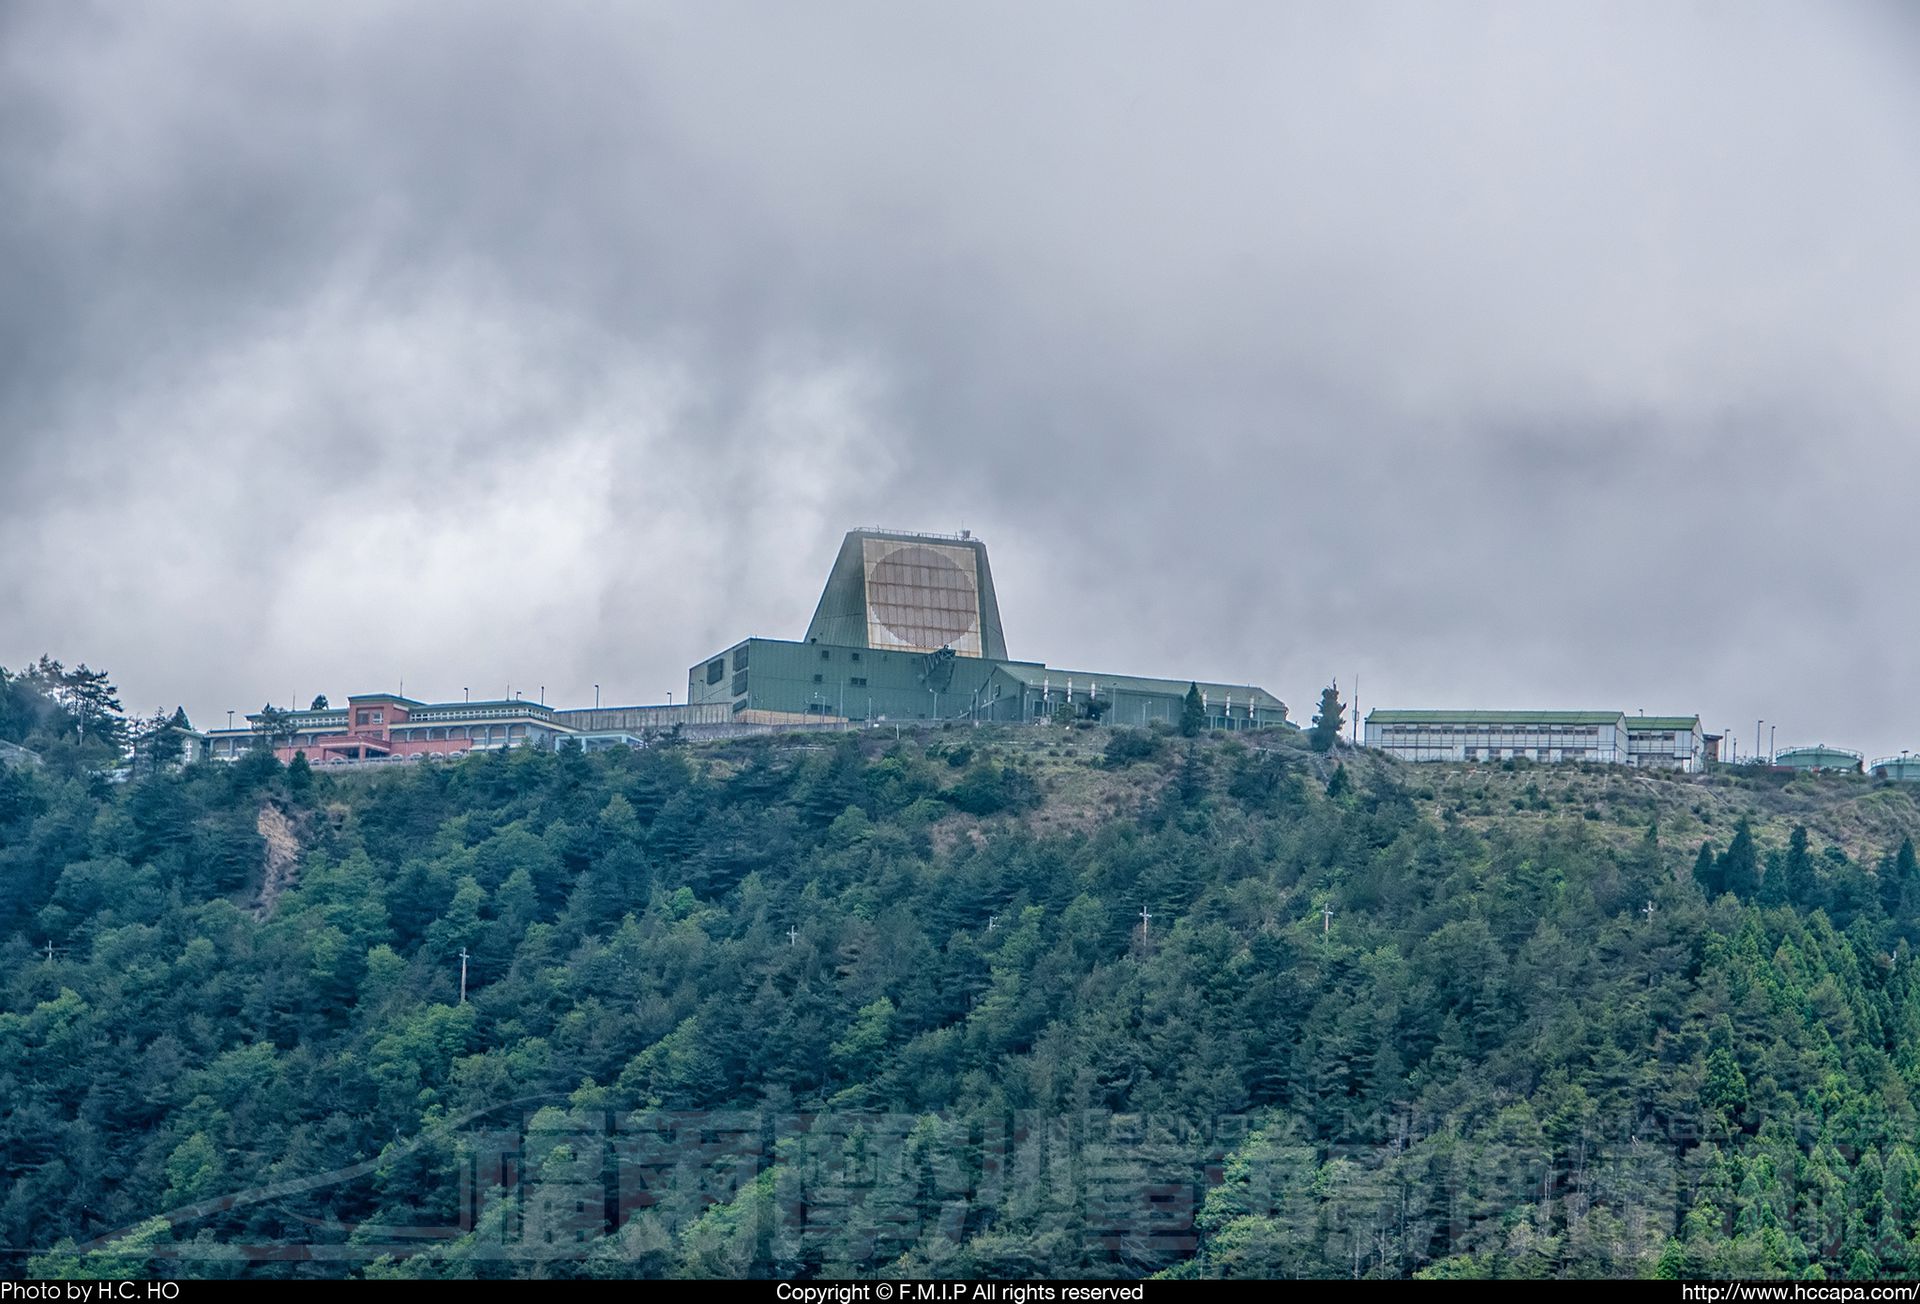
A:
<box><xmin>1308</xmin><ymin>683</ymin><xmax>1345</xmax><ymax>753</ymax></box>
<box><xmin>1718</xmin><ymin>819</ymin><xmax>1759</xmax><ymax>900</ymax></box>
<box><xmin>1881</xmin><ymin>837</ymin><xmax>1918</xmax><ymax>924</ymax></box>
<box><xmin>1325</xmin><ymin>762</ymin><xmax>1351</xmax><ymax>798</ymax></box>
<box><xmin>1783</xmin><ymin>825</ymin><xmax>1818</xmax><ymax>909</ymax></box>
<box><xmin>1180</xmin><ymin>683</ymin><xmax>1206</xmax><ymax>737</ymax></box>
<box><xmin>1693</xmin><ymin>841</ymin><xmax>1721</xmax><ymax>897</ymax></box>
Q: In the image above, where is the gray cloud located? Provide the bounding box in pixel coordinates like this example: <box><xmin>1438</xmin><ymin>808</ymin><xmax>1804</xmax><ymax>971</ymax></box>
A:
<box><xmin>3</xmin><ymin>2</ymin><xmax>1919</xmax><ymax>760</ymax></box>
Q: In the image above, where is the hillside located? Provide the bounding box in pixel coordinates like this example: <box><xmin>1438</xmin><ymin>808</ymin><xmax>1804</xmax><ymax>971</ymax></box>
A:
<box><xmin>5</xmin><ymin>726</ymin><xmax>1920</xmax><ymax>1279</ymax></box>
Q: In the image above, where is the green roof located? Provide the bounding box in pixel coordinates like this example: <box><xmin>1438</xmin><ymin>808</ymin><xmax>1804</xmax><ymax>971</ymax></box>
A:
<box><xmin>1366</xmin><ymin>710</ymin><xmax>1626</xmax><ymax>725</ymax></box>
<box><xmin>991</xmin><ymin>663</ymin><xmax>1286</xmax><ymax>709</ymax></box>
<box><xmin>1625</xmin><ymin>716</ymin><xmax>1701</xmax><ymax>731</ymax></box>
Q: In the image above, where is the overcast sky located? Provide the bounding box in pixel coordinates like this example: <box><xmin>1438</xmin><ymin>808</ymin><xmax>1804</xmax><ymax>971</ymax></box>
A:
<box><xmin>4</xmin><ymin>2</ymin><xmax>1920</xmax><ymax>759</ymax></box>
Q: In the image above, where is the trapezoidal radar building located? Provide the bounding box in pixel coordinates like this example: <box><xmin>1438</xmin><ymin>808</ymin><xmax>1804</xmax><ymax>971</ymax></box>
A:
<box><xmin>688</xmin><ymin>528</ymin><xmax>1289</xmax><ymax>730</ymax></box>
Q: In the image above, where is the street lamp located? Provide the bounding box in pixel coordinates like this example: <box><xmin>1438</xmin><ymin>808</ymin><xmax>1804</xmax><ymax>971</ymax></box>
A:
<box><xmin>1769</xmin><ymin>724</ymin><xmax>1776</xmax><ymax>764</ymax></box>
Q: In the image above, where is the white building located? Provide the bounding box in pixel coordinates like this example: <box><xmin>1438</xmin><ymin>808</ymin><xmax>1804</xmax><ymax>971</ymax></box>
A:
<box><xmin>1364</xmin><ymin>710</ymin><xmax>1708</xmax><ymax>772</ymax></box>
<box><xmin>1623</xmin><ymin>716</ymin><xmax>1707</xmax><ymax>772</ymax></box>
<box><xmin>1364</xmin><ymin>711</ymin><xmax>1628</xmax><ymax>764</ymax></box>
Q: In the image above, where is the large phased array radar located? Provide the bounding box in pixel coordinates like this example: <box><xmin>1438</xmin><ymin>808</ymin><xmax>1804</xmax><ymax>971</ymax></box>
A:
<box><xmin>804</xmin><ymin>528</ymin><xmax>1009</xmax><ymax>660</ymax></box>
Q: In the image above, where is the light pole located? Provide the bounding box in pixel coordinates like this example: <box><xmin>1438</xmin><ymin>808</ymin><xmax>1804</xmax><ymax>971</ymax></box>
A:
<box><xmin>1756</xmin><ymin>720</ymin><xmax>1763</xmax><ymax>765</ymax></box>
<box><xmin>594</xmin><ymin>684</ymin><xmax>600</xmax><ymax>709</ymax></box>
<box><xmin>1769</xmin><ymin>725</ymin><xmax>1776</xmax><ymax>764</ymax></box>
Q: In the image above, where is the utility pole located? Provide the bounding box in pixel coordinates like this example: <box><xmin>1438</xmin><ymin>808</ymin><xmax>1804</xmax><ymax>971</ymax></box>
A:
<box><xmin>1139</xmin><ymin>906</ymin><xmax>1152</xmax><ymax>941</ymax></box>
<box><xmin>43</xmin><ymin>940</ymin><xmax>55</xmax><ymax>965</ymax></box>
<box><xmin>1322</xmin><ymin>905</ymin><xmax>1333</xmax><ymax>937</ymax></box>
<box><xmin>1756</xmin><ymin>720</ymin><xmax>1763</xmax><ymax>765</ymax></box>
<box><xmin>594</xmin><ymin>684</ymin><xmax>600</xmax><ymax>710</ymax></box>
<box><xmin>1769</xmin><ymin>725</ymin><xmax>1776</xmax><ymax>764</ymax></box>
<box><xmin>457</xmin><ymin>947</ymin><xmax>469</xmax><ymax>1004</ymax></box>
<box><xmin>987</xmin><ymin>914</ymin><xmax>998</xmax><ymax>932</ymax></box>
<box><xmin>787</xmin><ymin>926</ymin><xmax>799</xmax><ymax>947</ymax></box>
<box><xmin>1643</xmin><ymin>900</ymin><xmax>1656</xmax><ymax>924</ymax></box>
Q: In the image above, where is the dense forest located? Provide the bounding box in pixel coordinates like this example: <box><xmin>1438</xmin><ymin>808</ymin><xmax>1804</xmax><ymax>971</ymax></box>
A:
<box><xmin>7</xmin><ymin>661</ymin><xmax>1920</xmax><ymax>1279</ymax></box>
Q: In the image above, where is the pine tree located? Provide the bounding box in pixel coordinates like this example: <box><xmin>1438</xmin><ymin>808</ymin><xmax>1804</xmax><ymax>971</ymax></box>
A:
<box><xmin>1881</xmin><ymin>837</ymin><xmax>1917</xmax><ymax>923</ymax></box>
<box><xmin>252</xmin><ymin>704</ymin><xmax>299</xmax><ymax>753</ymax></box>
<box><xmin>1757</xmin><ymin>849</ymin><xmax>1790</xmax><ymax>908</ymax></box>
<box><xmin>286</xmin><ymin>750</ymin><xmax>313</xmax><ymax>796</ymax></box>
<box><xmin>1308</xmin><ymin>683</ymin><xmax>1345</xmax><ymax>754</ymax></box>
<box><xmin>59</xmin><ymin>664</ymin><xmax>125</xmax><ymax>749</ymax></box>
<box><xmin>1180</xmin><ymin>683</ymin><xmax>1206</xmax><ymax>737</ymax></box>
<box><xmin>129</xmin><ymin>708</ymin><xmax>191</xmax><ymax>776</ymax></box>
<box><xmin>1325</xmin><ymin>762</ymin><xmax>1351</xmax><ymax>798</ymax></box>
<box><xmin>1693</xmin><ymin>841</ymin><xmax>1721</xmax><ymax>897</ymax></box>
<box><xmin>1718</xmin><ymin>819</ymin><xmax>1758</xmax><ymax>900</ymax></box>
<box><xmin>1783</xmin><ymin>825</ymin><xmax>1819</xmax><ymax>909</ymax></box>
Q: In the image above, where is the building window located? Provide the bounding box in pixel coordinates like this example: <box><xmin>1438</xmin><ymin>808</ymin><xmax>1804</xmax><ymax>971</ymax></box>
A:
<box><xmin>850</xmin><ymin>677</ymin><xmax>867</xmax><ymax>687</ymax></box>
<box><xmin>706</xmin><ymin>659</ymin><xmax>725</xmax><ymax>685</ymax></box>
<box><xmin>813</xmin><ymin>673</ymin><xmax>824</xmax><ymax>684</ymax></box>
<box><xmin>731</xmin><ymin>670</ymin><xmax>748</xmax><ymax>696</ymax></box>
<box><xmin>733</xmin><ymin>644</ymin><xmax>750</xmax><ymax>670</ymax></box>
<box><xmin>850</xmin><ymin>652</ymin><xmax>861</xmax><ymax>662</ymax></box>
<box><xmin>356</xmin><ymin>710</ymin><xmax>371</xmax><ymax>726</ymax></box>
<box><xmin>820</xmin><ymin>649</ymin><xmax>831</xmax><ymax>661</ymax></box>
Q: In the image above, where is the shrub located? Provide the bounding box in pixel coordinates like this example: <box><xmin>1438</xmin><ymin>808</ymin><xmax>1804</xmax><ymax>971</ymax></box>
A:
<box><xmin>1103</xmin><ymin>729</ymin><xmax>1163</xmax><ymax>767</ymax></box>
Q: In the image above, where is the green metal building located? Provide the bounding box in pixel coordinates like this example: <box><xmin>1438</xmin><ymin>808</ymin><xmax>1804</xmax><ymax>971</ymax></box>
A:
<box><xmin>687</xmin><ymin>528</ymin><xmax>1289</xmax><ymax>729</ymax></box>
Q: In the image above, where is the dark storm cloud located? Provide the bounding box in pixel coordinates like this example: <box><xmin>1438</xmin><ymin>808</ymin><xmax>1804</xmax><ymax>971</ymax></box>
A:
<box><xmin>3</xmin><ymin>2</ymin><xmax>1919</xmax><ymax>757</ymax></box>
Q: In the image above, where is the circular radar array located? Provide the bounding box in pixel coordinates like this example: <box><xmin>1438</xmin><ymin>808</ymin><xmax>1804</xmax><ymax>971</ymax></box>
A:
<box><xmin>867</xmin><ymin>544</ymin><xmax>980</xmax><ymax>651</ymax></box>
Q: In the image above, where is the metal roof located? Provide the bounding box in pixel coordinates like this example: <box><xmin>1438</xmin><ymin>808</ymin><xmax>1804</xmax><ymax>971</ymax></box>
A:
<box><xmin>1776</xmin><ymin>744</ymin><xmax>1864</xmax><ymax>761</ymax></box>
<box><xmin>992</xmin><ymin>662</ymin><xmax>1286</xmax><ymax>707</ymax></box>
<box><xmin>1625</xmin><ymin>716</ymin><xmax>1702</xmax><ymax>731</ymax></box>
<box><xmin>1366</xmin><ymin>709</ymin><xmax>1626</xmax><ymax>725</ymax></box>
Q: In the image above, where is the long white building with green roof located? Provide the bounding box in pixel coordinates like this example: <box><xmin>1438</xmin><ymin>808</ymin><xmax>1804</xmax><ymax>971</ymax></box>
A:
<box><xmin>1365</xmin><ymin>709</ymin><xmax>1706</xmax><ymax>771</ymax></box>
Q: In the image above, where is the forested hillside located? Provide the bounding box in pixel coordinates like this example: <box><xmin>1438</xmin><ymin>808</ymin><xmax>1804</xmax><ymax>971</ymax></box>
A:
<box><xmin>6</xmin><ymin>700</ymin><xmax>1920</xmax><ymax>1279</ymax></box>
